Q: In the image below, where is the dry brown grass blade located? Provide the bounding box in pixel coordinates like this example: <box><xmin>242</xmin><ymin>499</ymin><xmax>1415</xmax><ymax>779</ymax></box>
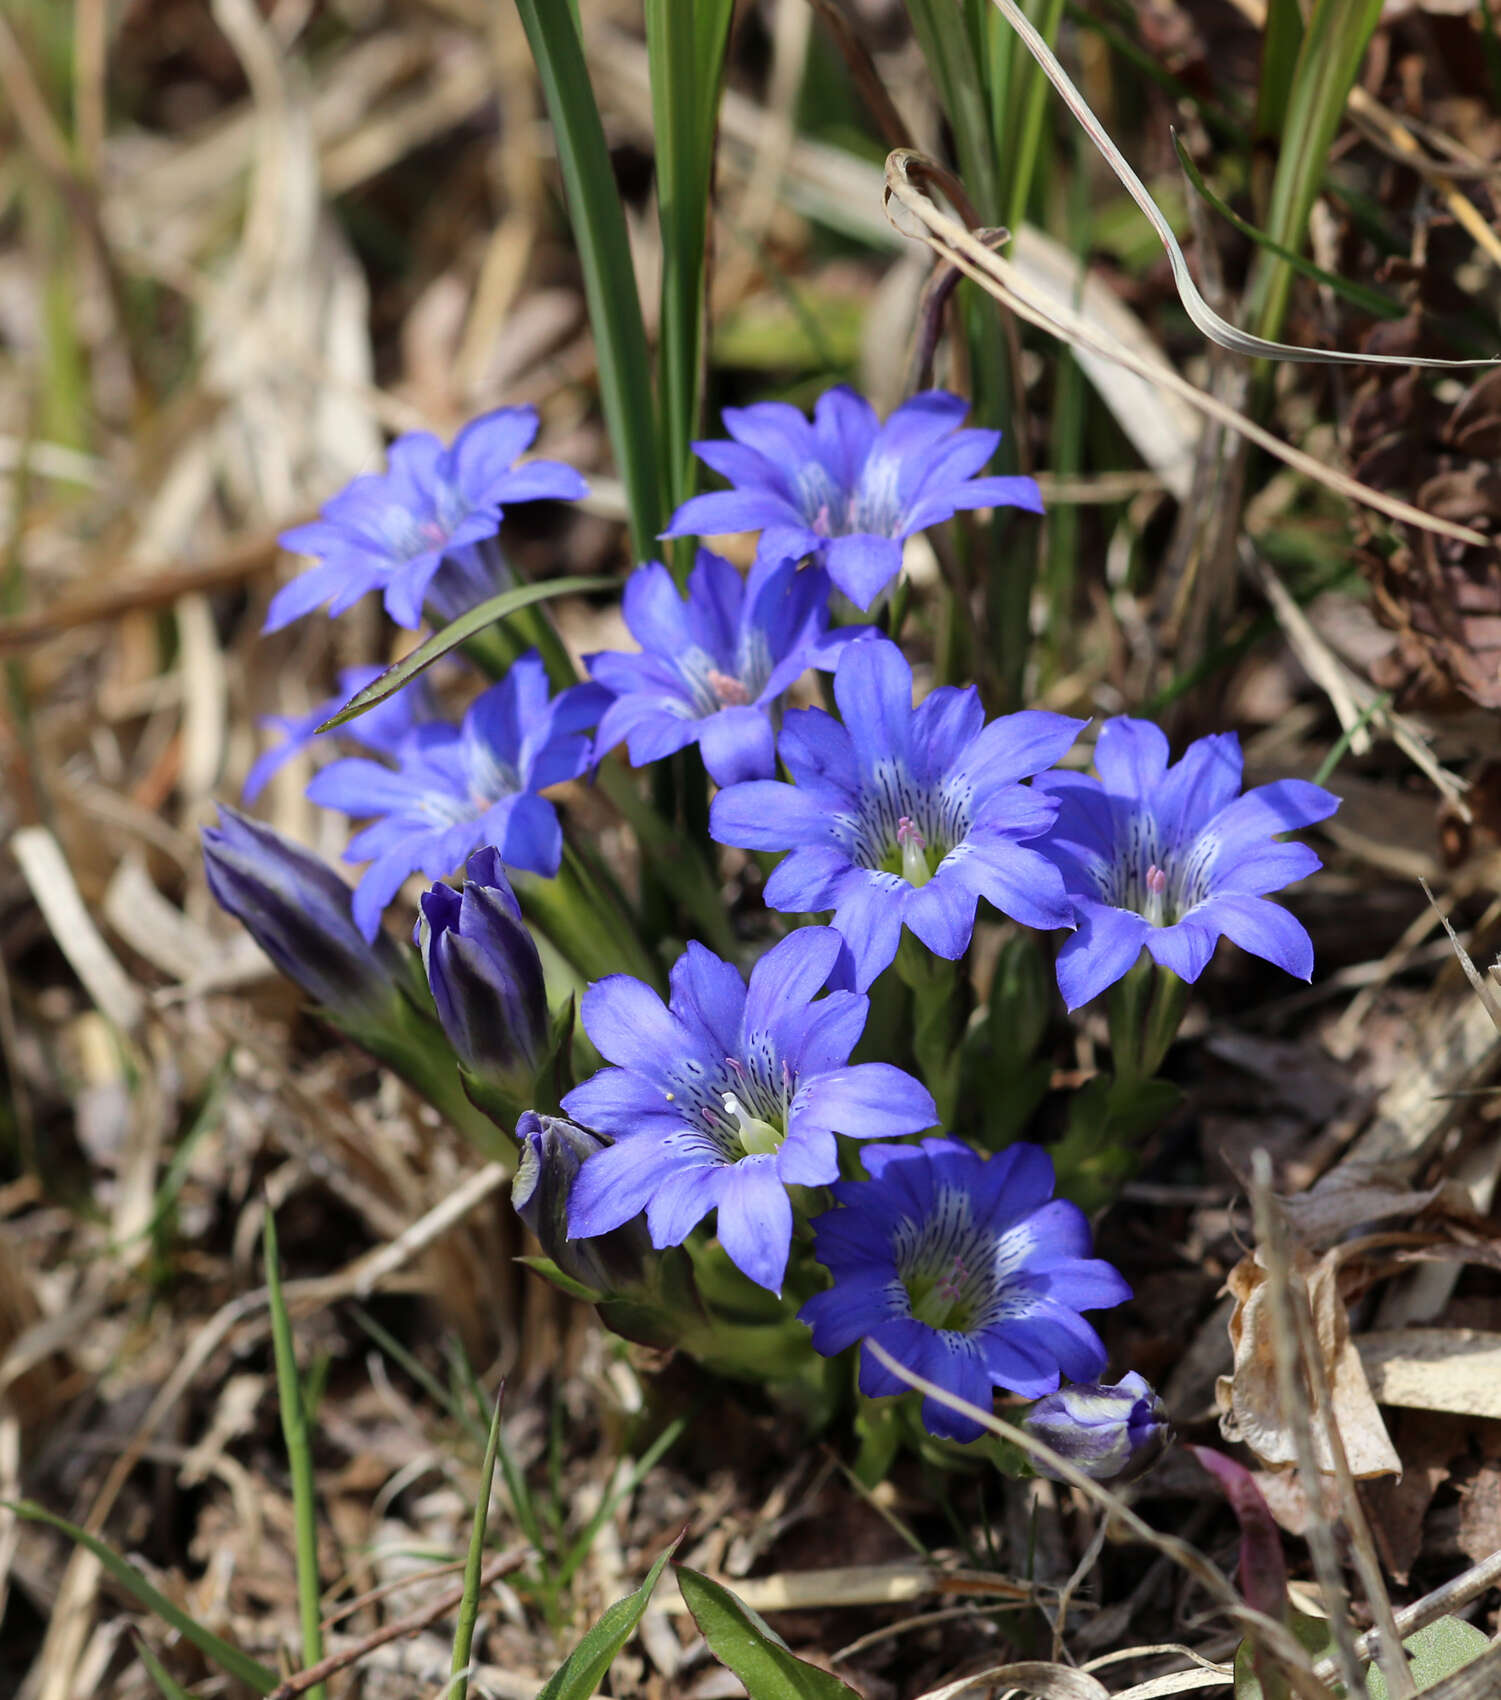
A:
<box><xmin>984</xmin><ymin>0</ymin><xmax>1495</xmax><ymax>368</ymax></box>
<box><xmin>914</xmin><ymin>1661</ymin><xmax>1109</xmax><ymax>1700</ymax></box>
<box><xmin>882</xmin><ymin>152</ymin><xmax>1487</xmax><ymax>552</ymax></box>
<box><xmin>861</xmin><ymin>1341</ymin><xmax>1331</xmax><ymax>1700</ymax></box>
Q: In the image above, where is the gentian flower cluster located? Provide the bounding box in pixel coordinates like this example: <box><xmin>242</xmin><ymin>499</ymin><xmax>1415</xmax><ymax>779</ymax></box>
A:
<box><xmin>207</xmin><ymin>383</ymin><xmax>1342</xmax><ymax>1465</ymax></box>
<box><xmin>665</xmin><ymin>387</ymin><xmax>1043</xmax><ymax>609</ymax></box>
<box><xmin>308</xmin><ymin>652</ymin><xmax>607</xmax><ymax>938</ymax></box>
<box><xmin>269</xmin><ymin>406</ymin><xmax>584</xmax><ymax>631</ymax></box>
<box><xmin>563</xmin><ymin>927</ymin><xmax>937</xmax><ymax>1293</ymax></box>
<box><xmin>588</xmin><ymin>550</ymin><xmax>867</xmax><ymax>786</ymax></box>
<box><xmin>1036</xmin><ymin>718</ymin><xmax>1340</xmax><ymax>1010</ymax></box>
<box><xmin>712</xmin><ymin>638</ymin><xmax>1078</xmax><ymax>990</ymax></box>
<box><xmin>800</xmin><ymin>1139</ymin><xmax>1131</xmax><ymax>1442</ymax></box>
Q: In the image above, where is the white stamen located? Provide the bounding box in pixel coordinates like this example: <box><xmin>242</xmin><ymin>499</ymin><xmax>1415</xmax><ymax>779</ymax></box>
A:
<box><xmin>722</xmin><ymin>1091</ymin><xmax>782</xmax><ymax>1156</ymax></box>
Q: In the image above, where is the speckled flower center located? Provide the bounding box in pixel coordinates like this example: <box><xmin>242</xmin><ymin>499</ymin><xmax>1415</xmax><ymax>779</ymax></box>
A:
<box><xmin>851</xmin><ymin>762</ymin><xmax>971</xmax><ymax>885</ymax></box>
<box><xmin>465</xmin><ymin>746</ymin><xmax>521</xmax><ymax>812</ymax></box>
<box><xmin>663</xmin><ymin>1046</ymin><xmax>799</xmax><ymax>1161</ymax></box>
<box><xmin>795</xmin><ymin>457</ymin><xmax>903</xmax><ymax>540</ymax></box>
<box><xmin>1097</xmin><ymin>810</ymin><xmax>1217</xmax><ymax>925</ymax></box>
<box><xmin>892</xmin><ymin>1187</ymin><xmax>1007</xmax><ymax>1334</ymax></box>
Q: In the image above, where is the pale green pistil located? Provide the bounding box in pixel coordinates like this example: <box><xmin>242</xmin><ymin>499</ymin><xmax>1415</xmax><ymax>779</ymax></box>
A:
<box><xmin>723</xmin><ymin>1091</ymin><xmax>784</xmax><ymax>1156</ymax></box>
<box><xmin>896</xmin><ymin>815</ymin><xmax>932</xmax><ymax>888</ymax></box>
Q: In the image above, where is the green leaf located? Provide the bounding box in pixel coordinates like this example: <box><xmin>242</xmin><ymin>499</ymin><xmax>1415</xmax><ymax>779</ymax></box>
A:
<box><xmin>512</xmin><ymin>0</ymin><xmax>662</xmax><ymax>560</ymax></box>
<box><xmin>1172</xmin><ymin>133</ymin><xmax>1401</xmax><ymax>321</ymax></box>
<box><xmin>3</xmin><ymin>1501</ymin><xmax>277</xmax><ymax>1694</ymax></box>
<box><xmin>1232</xmin><ymin>1610</ymin><xmax>1333</xmax><ymax>1700</ymax></box>
<box><xmin>676</xmin><ymin>1567</ymin><xmax>860</xmax><ymax>1699</ymax></box>
<box><xmin>131</xmin><ymin>1635</ymin><xmax>198</xmax><ymax>1700</ymax></box>
<box><xmin>265</xmin><ymin>1211</ymin><xmax>326</xmax><ymax>1700</ymax></box>
<box><xmin>449</xmin><ymin>1388</ymin><xmax>506</xmax><ymax>1698</ymax></box>
<box><xmin>1365</xmin><ymin>1616</ymin><xmax>1491</xmax><ymax>1699</ymax></box>
<box><xmin>1248</xmin><ymin>0</ymin><xmax>1384</xmax><ymax>341</ymax></box>
<box><xmin>317</xmin><ymin>576</ymin><xmax>616</xmax><ymax>729</ymax></box>
<box><xmin>645</xmin><ymin>0</ymin><xmax>734</xmax><ymax>549</ymax></box>
<box><xmin>536</xmin><ymin>1537</ymin><xmax>681</xmax><ymax>1700</ymax></box>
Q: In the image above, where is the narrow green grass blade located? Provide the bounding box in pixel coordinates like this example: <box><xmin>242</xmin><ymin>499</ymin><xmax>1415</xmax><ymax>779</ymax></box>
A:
<box><xmin>1173</xmin><ymin>133</ymin><xmax>1402</xmax><ymax>320</ymax></box>
<box><xmin>131</xmin><ymin>1634</ymin><xmax>198</xmax><ymax>1700</ymax></box>
<box><xmin>264</xmin><ymin>1211</ymin><xmax>325</xmax><ymax>1700</ymax></box>
<box><xmin>1254</xmin><ymin>0</ymin><xmax>1305</xmax><ymax>151</ymax></box>
<box><xmin>514</xmin><ymin>0</ymin><xmax>663</xmax><ymax>560</ymax></box>
<box><xmin>1313</xmin><ymin>692</ymin><xmax>1389</xmax><ymax>786</ymax></box>
<box><xmin>676</xmin><ymin>1567</ymin><xmax>861</xmax><ymax>1699</ymax></box>
<box><xmin>317</xmin><ymin>575</ymin><xmax>615</xmax><ymax>730</ymax></box>
<box><xmin>349</xmin><ymin>1308</ymin><xmax>489</xmax><ymax>1452</ymax></box>
<box><xmin>449</xmin><ymin>1387</ymin><xmax>506</xmax><ymax>1699</ymax></box>
<box><xmin>537</xmin><ymin>1537</ymin><xmax>682</xmax><ymax>1700</ymax></box>
<box><xmin>646</xmin><ymin>0</ymin><xmax>734</xmax><ymax>556</ymax></box>
<box><xmin>3</xmin><ymin>1502</ymin><xmax>276</xmax><ymax>1693</ymax></box>
<box><xmin>1249</xmin><ymin>0</ymin><xmax>1383</xmax><ymax>341</ymax></box>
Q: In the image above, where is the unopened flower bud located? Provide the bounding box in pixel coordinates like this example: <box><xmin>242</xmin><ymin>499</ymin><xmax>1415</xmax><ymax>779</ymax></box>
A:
<box><xmin>513</xmin><ymin>1113</ymin><xmax>651</xmax><ymax>1294</ymax></box>
<box><xmin>202</xmin><ymin>807</ymin><xmax>407</xmax><ymax>1024</ymax></box>
<box><xmin>1025</xmin><ymin>1373</ymin><xmax>1171</xmax><ymax>1484</ymax></box>
<box><xmin>418</xmin><ymin>848</ymin><xmax>548</xmax><ymax>1107</ymax></box>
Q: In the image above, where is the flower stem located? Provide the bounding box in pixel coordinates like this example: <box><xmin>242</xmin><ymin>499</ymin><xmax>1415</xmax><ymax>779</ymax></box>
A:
<box><xmin>1106</xmin><ymin>956</ymin><xmax>1188</xmax><ymax>1088</ymax></box>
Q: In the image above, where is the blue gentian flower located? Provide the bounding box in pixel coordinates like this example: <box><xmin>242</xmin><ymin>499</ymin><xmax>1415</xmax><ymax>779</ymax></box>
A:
<box><xmin>202</xmin><ymin>806</ymin><xmax>409</xmax><ymax>1023</ymax></box>
<box><xmin>662</xmin><ymin>386</ymin><xmax>1043</xmax><ymax>609</ymax></box>
<box><xmin>514</xmin><ymin>1112</ymin><xmax>655</xmax><ymax>1296</ymax></box>
<box><xmin>307</xmin><ymin>653</ymin><xmax>608</xmax><ymax>940</ymax></box>
<box><xmin>710</xmin><ymin>638</ymin><xmax>1080</xmax><ymax>992</ymax></box>
<box><xmin>800</xmin><ymin>1138</ymin><xmax>1131</xmax><ymax>1443</ymax></box>
<box><xmin>268</xmin><ymin>408</ymin><xmax>585</xmax><ymax>631</ymax></box>
<box><xmin>1034</xmin><ymin>718</ymin><xmax>1340</xmax><ymax>1010</ymax></box>
<box><xmin>417</xmin><ymin>847</ymin><xmax>549</xmax><ymax>1097</ymax></box>
<box><xmin>588</xmin><ymin>550</ymin><xmax>866</xmax><ymax>787</ymax></box>
<box><xmin>242</xmin><ymin>666</ymin><xmax>440</xmax><ymax>804</ymax></box>
<box><xmin>1024</xmin><ymin>1373</ymin><xmax>1171</xmax><ymax>1484</ymax></box>
<box><xmin>563</xmin><ymin>927</ymin><xmax>938</xmax><ymax>1295</ymax></box>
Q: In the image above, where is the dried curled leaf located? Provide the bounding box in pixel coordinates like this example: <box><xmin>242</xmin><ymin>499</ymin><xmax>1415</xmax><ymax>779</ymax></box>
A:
<box><xmin>1216</xmin><ymin>1244</ymin><xmax>1401</xmax><ymax>1478</ymax></box>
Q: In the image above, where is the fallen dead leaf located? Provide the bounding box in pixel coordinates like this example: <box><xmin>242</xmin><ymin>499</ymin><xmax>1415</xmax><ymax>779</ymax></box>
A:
<box><xmin>1217</xmin><ymin>1244</ymin><xmax>1402</xmax><ymax>1478</ymax></box>
<box><xmin>1457</xmin><ymin>1461</ymin><xmax>1501</xmax><ymax>1566</ymax></box>
<box><xmin>1357</xmin><ymin>1329</ymin><xmax>1501</xmax><ymax>1419</ymax></box>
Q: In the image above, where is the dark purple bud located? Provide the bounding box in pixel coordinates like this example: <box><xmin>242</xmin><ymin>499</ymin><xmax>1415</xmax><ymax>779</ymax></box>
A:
<box><xmin>513</xmin><ymin>1112</ymin><xmax>652</xmax><ymax>1294</ymax></box>
<box><xmin>417</xmin><ymin>848</ymin><xmax>548</xmax><ymax>1100</ymax></box>
<box><xmin>1026</xmin><ymin>1372</ymin><xmax>1171</xmax><ymax>1485</ymax></box>
<box><xmin>202</xmin><ymin>807</ymin><xmax>408</xmax><ymax>1023</ymax></box>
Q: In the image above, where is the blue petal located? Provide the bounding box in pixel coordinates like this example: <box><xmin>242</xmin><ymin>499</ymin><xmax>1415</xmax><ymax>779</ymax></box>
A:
<box><xmin>812</xmin><ymin>386</ymin><xmax>882</xmax><ymax>484</ymax></box>
<box><xmin>562</xmin><ymin>1066</ymin><xmax>684</xmax><ymax>1138</ymax></box>
<box><xmin>696</xmin><ymin>706</ymin><xmax>776</xmax><ymax>786</ymax></box>
<box><xmin>972</xmin><ymin>1143</ymin><xmax>1057</xmax><ymax>1226</ymax></box>
<box><xmin>646</xmin><ymin>1162</ymin><xmax>725</xmax><ymax>1246</ymax></box>
<box><xmin>794</xmin><ymin>1063</ymin><xmax>937</xmax><ymax>1140</ymax></box>
<box><xmin>829</xmin><ymin>872</ymin><xmax>908</xmax><ymax>991</ymax></box>
<box><xmin>957</xmin><ymin>711</ymin><xmax>1088</xmax><ymax>793</ymax></box>
<box><xmin>977</xmin><ymin>1321</ymin><xmax>1063</xmax><ymax>1399</ymax></box>
<box><xmin>777</xmin><ymin>707</ymin><xmax>859</xmax><ymax>797</ymax></box>
<box><xmin>910</xmin><ymin>685</ymin><xmax>985</xmax><ymax>784</ymax></box>
<box><xmin>1154</xmin><ymin>732</ymin><xmax>1243</xmax><ymax>847</ymax></box>
<box><xmin>1055</xmin><ymin>903</ymin><xmax>1149</xmax><ymax>1010</ymax></box>
<box><xmin>759</xmin><ymin>848</ymin><xmax>849</xmax><ymax>917</ymax></box>
<box><xmin>799</xmin><ymin>1277</ymin><xmax>905</xmax><ymax>1356</ymax></box>
<box><xmin>775</xmin><ymin>1121</ymin><xmax>839</xmax><ymax>1187</ymax></box>
<box><xmin>1206</xmin><ymin>778</ymin><xmax>1341</xmax><ymax>849</ymax></box>
<box><xmin>951</xmin><ymin>838</ymin><xmax>1073</xmax><ymax>932</ymax></box>
<box><xmin>857</xmin><ymin>1317</ymin><xmax>933</xmax><ymax>1396</ymax></box>
<box><xmin>776</xmin><ymin>988</ymin><xmax>866</xmax><ymax>1077</ymax></box>
<box><xmin>494</xmin><ymin>792</ymin><xmax>562</xmax><ymax>878</ymax></box>
<box><xmin>715</xmin><ymin>1157</ymin><xmax>794</xmax><ymax>1293</ymax></box>
<box><xmin>743</xmin><ymin>927</ymin><xmax>842</xmax><ymax>1032</ymax></box>
<box><xmin>710</xmin><ymin>780</ymin><xmax>829</xmax><ymax>851</ymax></box>
<box><xmin>263</xmin><ymin>561</ymin><xmax>361</xmax><ymax>632</ymax></box>
<box><xmin>1208</xmin><ymin>840</ymin><xmax>1322</xmax><ymax>898</ymax></box>
<box><xmin>1196</xmin><ymin>894</ymin><xmax>1315</xmax><ymax>980</ymax></box>
<box><xmin>622</xmin><ymin>560</ymin><xmax>695</xmax><ymax>658</ymax></box>
<box><xmin>581</xmin><ymin>974</ymin><xmax>694</xmax><ymax>1073</ymax></box>
<box><xmin>1143</xmin><ymin>918</ymin><xmax>1218</xmax><ymax>982</ymax></box>
<box><xmin>350</xmin><ymin>846</ymin><xmax>422</xmax><ymax>940</ymax></box>
<box><xmin>683</xmin><ymin>549</ymin><xmax>744</xmax><ymax>660</ymax></box>
<box><xmin>569</xmin><ymin>1136</ymin><xmax>679</xmax><ymax>1238</ymax></box>
<box><xmin>823</xmin><ymin>533</ymin><xmax>904</xmax><ymax>608</ymax></box>
<box><xmin>1093</xmin><ymin>717</ymin><xmax>1171</xmax><ymax>801</ymax></box>
<box><xmin>901</xmin><ymin>866</ymin><xmax>979</xmax><ymax>960</ymax></box>
<box><xmin>832</xmin><ymin>638</ymin><xmax>914</xmax><ymax>779</ymax></box>
<box><xmin>906</xmin><ymin>473</ymin><xmax>1045</xmax><ymax>531</ymax></box>
<box><xmin>919</xmin><ymin>1337</ymin><xmax>993</xmax><ymax>1444</ymax></box>
<box><xmin>667</xmin><ymin>940</ymin><xmax>747</xmax><ymax>1061</ymax></box>
<box><xmin>444</xmin><ymin>407</ymin><xmax>538</xmax><ymax>501</ymax></box>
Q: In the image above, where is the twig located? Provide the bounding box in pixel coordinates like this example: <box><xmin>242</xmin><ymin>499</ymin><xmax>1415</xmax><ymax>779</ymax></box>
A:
<box><xmin>265</xmin><ymin>1547</ymin><xmax>529</xmax><ymax>1700</ymax></box>
<box><xmin>1317</xmin><ymin>1546</ymin><xmax>1501</xmax><ymax>1685</ymax></box>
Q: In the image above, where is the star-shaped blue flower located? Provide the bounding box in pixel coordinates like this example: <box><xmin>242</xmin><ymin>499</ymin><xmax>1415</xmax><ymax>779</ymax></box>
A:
<box><xmin>588</xmin><ymin>549</ymin><xmax>867</xmax><ymax>787</ymax></box>
<box><xmin>800</xmin><ymin>1138</ymin><xmax>1131</xmax><ymax>1442</ymax></box>
<box><xmin>306</xmin><ymin>652</ymin><xmax>608</xmax><ymax>939</ymax></box>
<box><xmin>710</xmin><ymin>638</ymin><xmax>1079</xmax><ymax>991</ymax></box>
<box><xmin>563</xmin><ymin>927</ymin><xmax>937</xmax><ymax>1294</ymax></box>
<box><xmin>662</xmin><ymin>386</ymin><xmax>1043</xmax><ymax>609</ymax></box>
<box><xmin>268</xmin><ymin>407</ymin><xmax>585</xmax><ymax>632</ymax></box>
<box><xmin>1034</xmin><ymin>717</ymin><xmax>1340</xmax><ymax>1009</ymax></box>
